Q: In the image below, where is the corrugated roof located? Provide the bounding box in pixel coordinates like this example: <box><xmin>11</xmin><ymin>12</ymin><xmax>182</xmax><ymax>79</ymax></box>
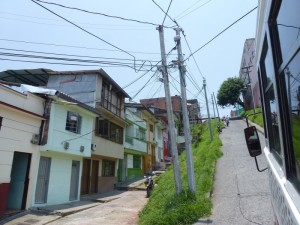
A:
<box><xmin>0</xmin><ymin>68</ymin><xmax>131</xmax><ymax>98</ymax></box>
<box><xmin>0</xmin><ymin>68</ymin><xmax>51</xmax><ymax>86</ymax></box>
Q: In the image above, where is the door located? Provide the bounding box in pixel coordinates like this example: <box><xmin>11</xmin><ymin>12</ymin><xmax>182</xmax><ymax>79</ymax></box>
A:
<box><xmin>35</xmin><ymin>157</ymin><xmax>51</xmax><ymax>204</ymax></box>
<box><xmin>6</xmin><ymin>152</ymin><xmax>31</xmax><ymax>209</ymax></box>
<box><xmin>69</xmin><ymin>161</ymin><xmax>80</xmax><ymax>201</ymax></box>
<box><xmin>91</xmin><ymin>160</ymin><xmax>99</xmax><ymax>193</ymax></box>
<box><xmin>81</xmin><ymin>159</ymin><xmax>91</xmax><ymax>195</ymax></box>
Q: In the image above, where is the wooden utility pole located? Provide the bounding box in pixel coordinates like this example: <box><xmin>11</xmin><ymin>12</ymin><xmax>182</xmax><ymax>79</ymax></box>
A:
<box><xmin>174</xmin><ymin>27</ymin><xmax>196</xmax><ymax>193</ymax></box>
<box><xmin>157</xmin><ymin>25</ymin><xmax>182</xmax><ymax>194</ymax></box>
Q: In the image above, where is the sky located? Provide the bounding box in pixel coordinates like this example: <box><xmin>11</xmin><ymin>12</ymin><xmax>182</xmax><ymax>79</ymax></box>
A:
<box><xmin>0</xmin><ymin>0</ymin><xmax>258</xmax><ymax>118</ymax></box>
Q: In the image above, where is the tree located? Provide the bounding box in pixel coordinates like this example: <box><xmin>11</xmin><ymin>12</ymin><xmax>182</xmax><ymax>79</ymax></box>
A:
<box><xmin>217</xmin><ymin>77</ymin><xmax>244</xmax><ymax>107</ymax></box>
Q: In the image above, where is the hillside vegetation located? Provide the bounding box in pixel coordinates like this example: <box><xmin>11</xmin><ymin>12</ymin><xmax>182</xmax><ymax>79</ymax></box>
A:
<box><xmin>138</xmin><ymin>122</ymin><xmax>223</xmax><ymax>225</ymax></box>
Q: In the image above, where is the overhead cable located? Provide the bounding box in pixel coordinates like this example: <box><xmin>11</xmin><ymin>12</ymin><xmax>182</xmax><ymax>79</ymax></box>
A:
<box><xmin>0</xmin><ymin>38</ymin><xmax>165</xmax><ymax>55</ymax></box>
<box><xmin>185</xmin><ymin>6</ymin><xmax>258</xmax><ymax>61</ymax></box>
<box><xmin>151</xmin><ymin>0</ymin><xmax>178</xmax><ymax>27</ymax></box>
<box><xmin>162</xmin><ymin>0</ymin><xmax>173</xmax><ymax>25</ymax></box>
<box><xmin>33</xmin><ymin>0</ymin><xmax>172</xmax><ymax>28</ymax></box>
<box><xmin>182</xmin><ymin>31</ymin><xmax>205</xmax><ymax>79</ymax></box>
<box><xmin>0</xmin><ymin>47</ymin><xmax>159</xmax><ymax>64</ymax></box>
<box><xmin>31</xmin><ymin>0</ymin><xmax>141</xmax><ymax>72</ymax></box>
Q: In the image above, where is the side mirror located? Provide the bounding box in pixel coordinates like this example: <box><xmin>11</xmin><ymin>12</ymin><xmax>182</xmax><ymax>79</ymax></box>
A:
<box><xmin>244</xmin><ymin>126</ymin><xmax>262</xmax><ymax>157</ymax></box>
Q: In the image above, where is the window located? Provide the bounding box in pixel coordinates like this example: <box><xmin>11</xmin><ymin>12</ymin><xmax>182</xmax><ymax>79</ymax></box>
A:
<box><xmin>65</xmin><ymin>112</ymin><xmax>81</xmax><ymax>134</ymax></box>
<box><xmin>95</xmin><ymin>118</ymin><xmax>123</xmax><ymax>144</ymax></box>
<box><xmin>101</xmin><ymin>81</ymin><xmax>123</xmax><ymax>116</ymax></box>
<box><xmin>283</xmin><ymin>51</ymin><xmax>300</xmax><ymax>189</ymax></box>
<box><xmin>133</xmin><ymin>155</ymin><xmax>141</xmax><ymax>168</ymax></box>
<box><xmin>96</xmin><ymin>118</ymin><xmax>109</xmax><ymax>137</ymax></box>
<box><xmin>260</xmin><ymin>41</ymin><xmax>282</xmax><ymax>164</ymax></box>
<box><xmin>275</xmin><ymin>0</ymin><xmax>300</xmax><ymax>61</ymax></box>
<box><xmin>149</xmin><ymin>124</ymin><xmax>153</xmax><ymax>132</ymax></box>
<box><xmin>136</xmin><ymin>128</ymin><xmax>146</xmax><ymax>141</ymax></box>
<box><xmin>110</xmin><ymin>123</ymin><xmax>123</xmax><ymax>144</ymax></box>
<box><xmin>102</xmin><ymin>160</ymin><xmax>115</xmax><ymax>177</ymax></box>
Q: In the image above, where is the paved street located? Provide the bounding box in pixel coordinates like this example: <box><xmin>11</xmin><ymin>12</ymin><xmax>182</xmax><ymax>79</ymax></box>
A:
<box><xmin>3</xmin><ymin>190</ymin><xmax>148</xmax><ymax>225</ymax></box>
<box><xmin>195</xmin><ymin>119</ymin><xmax>274</xmax><ymax>225</ymax></box>
<box><xmin>47</xmin><ymin>190</ymin><xmax>148</xmax><ymax>225</ymax></box>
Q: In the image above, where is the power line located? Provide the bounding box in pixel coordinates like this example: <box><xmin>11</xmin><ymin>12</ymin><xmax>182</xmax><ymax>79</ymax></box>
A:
<box><xmin>0</xmin><ymin>38</ymin><xmax>166</xmax><ymax>55</ymax></box>
<box><xmin>185</xmin><ymin>6</ymin><xmax>258</xmax><ymax>61</ymax></box>
<box><xmin>0</xmin><ymin>52</ymin><xmax>151</xmax><ymax>70</ymax></box>
<box><xmin>182</xmin><ymin>31</ymin><xmax>205</xmax><ymax>79</ymax></box>
<box><xmin>122</xmin><ymin>46</ymin><xmax>176</xmax><ymax>89</ymax></box>
<box><xmin>162</xmin><ymin>0</ymin><xmax>173</xmax><ymax>25</ymax></box>
<box><xmin>0</xmin><ymin>57</ymin><xmax>100</xmax><ymax>67</ymax></box>
<box><xmin>31</xmin><ymin>0</ymin><xmax>138</xmax><ymax>71</ymax></box>
<box><xmin>173</xmin><ymin>0</ymin><xmax>208</xmax><ymax>19</ymax></box>
<box><xmin>151</xmin><ymin>0</ymin><xmax>178</xmax><ymax>27</ymax></box>
<box><xmin>0</xmin><ymin>47</ymin><xmax>159</xmax><ymax>64</ymax></box>
<box><xmin>33</xmin><ymin>0</ymin><xmax>172</xmax><ymax>28</ymax></box>
<box><xmin>0</xmin><ymin>15</ymin><xmax>153</xmax><ymax>31</ymax></box>
<box><xmin>176</xmin><ymin>0</ymin><xmax>212</xmax><ymax>21</ymax></box>
<box><xmin>131</xmin><ymin>70</ymin><xmax>159</xmax><ymax>100</ymax></box>
<box><xmin>0</xmin><ymin>11</ymin><xmax>153</xmax><ymax>29</ymax></box>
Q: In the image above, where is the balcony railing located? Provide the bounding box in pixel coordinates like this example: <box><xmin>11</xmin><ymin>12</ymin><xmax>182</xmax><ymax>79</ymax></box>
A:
<box><xmin>125</xmin><ymin>135</ymin><xmax>134</xmax><ymax>145</ymax></box>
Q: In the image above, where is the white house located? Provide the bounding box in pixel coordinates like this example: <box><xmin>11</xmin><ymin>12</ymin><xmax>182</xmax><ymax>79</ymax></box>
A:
<box><xmin>0</xmin><ymin>84</ymin><xmax>45</xmax><ymax>216</ymax></box>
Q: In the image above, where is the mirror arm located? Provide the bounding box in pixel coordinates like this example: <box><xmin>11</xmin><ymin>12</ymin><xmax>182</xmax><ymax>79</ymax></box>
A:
<box><xmin>254</xmin><ymin>157</ymin><xmax>268</xmax><ymax>172</ymax></box>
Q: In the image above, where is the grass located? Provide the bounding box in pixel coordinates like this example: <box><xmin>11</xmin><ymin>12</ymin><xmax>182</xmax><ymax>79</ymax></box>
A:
<box><xmin>138</xmin><ymin>123</ymin><xmax>223</xmax><ymax>225</ymax></box>
<box><xmin>240</xmin><ymin>108</ymin><xmax>264</xmax><ymax>127</ymax></box>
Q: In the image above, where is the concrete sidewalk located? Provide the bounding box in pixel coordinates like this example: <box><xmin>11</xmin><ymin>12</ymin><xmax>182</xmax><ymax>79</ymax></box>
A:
<box><xmin>194</xmin><ymin>119</ymin><xmax>274</xmax><ymax>225</ymax></box>
<box><xmin>1</xmin><ymin>178</ymin><xmax>146</xmax><ymax>225</ymax></box>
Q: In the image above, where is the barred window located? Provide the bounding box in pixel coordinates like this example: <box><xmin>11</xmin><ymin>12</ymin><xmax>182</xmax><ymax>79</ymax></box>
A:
<box><xmin>65</xmin><ymin>112</ymin><xmax>81</xmax><ymax>134</ymax></box>
<box><xmin>102</xmin><ymin>160</ymin><xmax>115</xmax><ymax>177</ymax></box>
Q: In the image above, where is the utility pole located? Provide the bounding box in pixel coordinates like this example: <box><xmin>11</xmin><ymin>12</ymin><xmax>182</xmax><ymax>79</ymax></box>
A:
<box><xmin>213</xmin><ymin>92</ymin><xmax>220</xmax><ymax>121</ymax></box>
<box><xmin>174</xmin><ymin>27</ymin><xmax>196</xmax><ymax>193</ymax></box>
<box><xmin>212</xmin><ymin>94</ymin><xmax>216</xmax><ymax>124</ymax></box>
<box><xmin>203</xmin><ymin>79</ymin><xmax>213</xmax><ymax>141</ymax></box>
<box><xmin>157</xmin><ymin>25</ymin><xmax>182</xmax><ymax>194</ymax></box>
<box><xmin>242</xmin><ymin>66</ymin><xmax>256</xmax><ymax>113</ymax></box>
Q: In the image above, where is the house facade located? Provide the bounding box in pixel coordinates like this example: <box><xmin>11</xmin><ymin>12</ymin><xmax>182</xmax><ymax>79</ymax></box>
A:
<box><xmin>0</xmin><ymin>84</ymin><xmax>44</xmax><ymax>216</ymax></box>
<box><xmin>46</xmin><ymin>69</ymin><xmax>130</xmax><ymax>194</ymax></box>
<box><xmin>34</xmin><ymin>88</ymin><xmax>100</xmax><ymax>206</ymax></box>
<box><xmin>121</xmin><ymin>107</ymin><xmax>147</xmax><ymax>181</ymax></box>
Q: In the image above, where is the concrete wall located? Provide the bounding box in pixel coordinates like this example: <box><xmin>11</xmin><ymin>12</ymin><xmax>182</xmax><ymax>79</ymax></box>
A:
<box><xmin>46</xmin><ymin>74</ymin><xmax>98</xmax><ymax>108</ymax></box>
<box><xmin>92</xmin><ymin>135</ymin><xmax>124</xmax><ymax>159</ymax></box>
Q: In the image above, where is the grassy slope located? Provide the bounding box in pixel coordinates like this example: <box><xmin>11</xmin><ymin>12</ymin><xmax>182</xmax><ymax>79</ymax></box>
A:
<box><xmin>240</xmin><ymin>108</ymin><xmax>264</xmax><ymax>127</ymax></box>
<box><xmin>138</xmin><ymin>124</ymin><xmax>223</xmax><ymax>225</ymax></box>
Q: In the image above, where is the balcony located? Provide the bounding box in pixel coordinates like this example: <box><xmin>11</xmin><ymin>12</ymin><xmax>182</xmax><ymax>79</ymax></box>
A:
<box><xmin>124</xmin><ymin>136</ymin><xmax>147</xmax><ymax>153</ymax></box>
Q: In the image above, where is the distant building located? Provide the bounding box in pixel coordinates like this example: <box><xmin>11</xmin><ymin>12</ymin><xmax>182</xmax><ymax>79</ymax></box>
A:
<box><xmin>239</xmin><ymin>38</ymin><xmax>261</xmax><ymax>110</ymax></box>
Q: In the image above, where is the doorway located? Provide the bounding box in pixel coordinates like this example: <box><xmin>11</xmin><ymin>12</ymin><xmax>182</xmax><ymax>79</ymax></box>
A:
<box><xmin>81</xmin><ymin>159</ymin><xmax>91</xmax><ymax>195</ymax></box>
<box><xmin>91</xmin><ymin>160</ymin><xmax>99</xmax><ymax>193</ymax></box>
<box><xmin>69</xmin><ymin>161</ymin><xmax>80</xmax><ymax>201</ymax></box>
<box><xmin>35</xmin><ymin>157</ymin><xmax>51</xmax><ymax>204</ymax></box>
<box><xmin>6</xmin><ymin>152</ymin><xmax>31</xmax><ymax>210</ymax></box>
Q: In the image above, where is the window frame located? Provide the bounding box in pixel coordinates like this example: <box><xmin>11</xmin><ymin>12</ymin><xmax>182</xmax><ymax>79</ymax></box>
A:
<box><xmin>266</xmin><ymin>0</ymin><xmax>300</xmax><ymax>190</ymax></box>
<box><xmin>95</xmin><ymin>118</ymin><xmax>124</xmax><ymax>144</ymax></box>
<box><xmin>102</xmin><ymin>160</ymin><xmax>115</xmax><ymax>177</ymax></box>
<box><xmin>65</xmin><ymin>111</ymin><xmax>82</xmax><ymax>134</ymax></box>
